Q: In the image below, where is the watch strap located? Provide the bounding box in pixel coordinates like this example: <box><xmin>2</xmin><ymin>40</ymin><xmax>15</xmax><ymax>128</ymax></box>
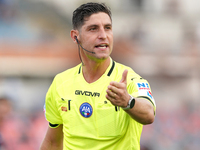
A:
<box><xmin>122</xmin><ymin>95</ymin><xmax>135</xmax><ymax>110</ymax></box>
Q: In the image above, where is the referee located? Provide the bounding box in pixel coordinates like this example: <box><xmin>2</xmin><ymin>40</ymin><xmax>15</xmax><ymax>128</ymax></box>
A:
<box><xmin>40</xmin><ymin>2</ymin><xmax>156</xmax><ymax>150</ymax></box>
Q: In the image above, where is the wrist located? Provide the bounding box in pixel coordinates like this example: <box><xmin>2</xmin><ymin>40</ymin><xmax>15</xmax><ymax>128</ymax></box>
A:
<box><xmin>122</xmin><ymin>94</ymin><xmax>135</xmax><ymax>110</ymax></box>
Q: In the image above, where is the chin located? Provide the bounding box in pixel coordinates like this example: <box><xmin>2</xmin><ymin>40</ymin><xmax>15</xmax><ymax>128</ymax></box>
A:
<box><xmin>98</xmin><ymin>54</ymin><xmax>109</xmax><ymax>60</ymax></box>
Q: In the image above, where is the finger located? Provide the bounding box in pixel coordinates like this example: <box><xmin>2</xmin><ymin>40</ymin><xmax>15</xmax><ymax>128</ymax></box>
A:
<box><xmin>106</xmin><ymin>93</ymin><xmax>113</xmax><ymax>100</ymax></box>
<box><xmin>106</xmin><ymin>93</ymin><xmax>118</xmax><ymax>103</ymax></box>
<box><xmin>106</xmin><ymin>94</ymin><xmax>121</xmax><ymax>106</ymax></box>
<box><xmin>106</xmin><ymin>93</ymin><xmax>115</xmax><ymax>103</ymax></box>
<box><xmin>120</xmin><ymin>69</ymin><xmax>128</xmax><ymax>84</ymax></box>
<box><xmin>109</xmin><ymin>81</ymin><xmax>123</xmax><ymax>88</ymax></box>
<box><xmin>106</xmin><ymin>89</ymin><xmax>117</xmax><ymax>98</ymax></box>
<box><xmin>107</xmin><ymin>84</ymin><xmax>119</xmax><ymax>94</ymax></box>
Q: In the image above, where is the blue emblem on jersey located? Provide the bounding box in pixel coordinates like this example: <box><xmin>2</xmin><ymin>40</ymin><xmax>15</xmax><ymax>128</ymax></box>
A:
<box><xmin>79</xmin><ymin>102</ymin><xmax>93</xmax><ymax>118</ymax></box>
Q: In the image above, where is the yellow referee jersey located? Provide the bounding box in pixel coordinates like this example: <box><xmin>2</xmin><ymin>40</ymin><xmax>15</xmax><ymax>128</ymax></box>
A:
<box><xmin>44</xmin><ymin>58</ymin><xmax>156</xmax><ymax>150</ymax></box>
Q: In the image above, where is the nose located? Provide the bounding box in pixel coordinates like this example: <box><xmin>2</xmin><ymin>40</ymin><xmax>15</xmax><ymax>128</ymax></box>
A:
<box><xmin>98</xmin><ymin>28</ymin><xmax>107</xmax><ymax>39</ymax></box>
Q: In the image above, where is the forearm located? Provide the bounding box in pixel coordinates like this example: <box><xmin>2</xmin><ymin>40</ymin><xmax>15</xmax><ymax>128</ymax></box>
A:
<box><xmin>124</xmin><ymin>98</ymin><xmax>155</xmax><ymax>125</ymax></box>
<box><xmin>40</xmin><ymin>140</ymin><xmax>51</xmax><ymax>150</ymax></box>
<box><xmin>40</xmin><ymin>142</ymin><xmax>63</xmax><ymax>150</ymax></box>
<box><xmin>40</xmin><ymin>125</ymin><xmax>63</xmax><ymax>150</ymax></box>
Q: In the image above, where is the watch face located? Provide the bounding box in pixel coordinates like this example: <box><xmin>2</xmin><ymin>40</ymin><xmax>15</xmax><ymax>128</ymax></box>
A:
<box><xmin>130</xmin><ymin>98</ymin><xmax>135</xmax><ymax>108</ymax></box>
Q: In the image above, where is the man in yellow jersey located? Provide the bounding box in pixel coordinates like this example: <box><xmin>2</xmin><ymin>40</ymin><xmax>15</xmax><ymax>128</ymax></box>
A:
<box><xmin>40</xmin><ymin>2</ymin><xmax>156</xmax><ymax>150</ymax></box>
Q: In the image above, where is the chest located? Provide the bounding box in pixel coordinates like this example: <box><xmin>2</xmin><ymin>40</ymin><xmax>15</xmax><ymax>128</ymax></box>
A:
<box><xmin>55</xmin><ymin>78</ymin><xmax>130</xmax><ymax>137</ymax></box>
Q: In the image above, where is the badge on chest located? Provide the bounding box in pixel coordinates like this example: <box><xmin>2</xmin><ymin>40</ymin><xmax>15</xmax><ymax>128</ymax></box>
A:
<box><xmin>79</xmin><ymin>102</ymin><xmax>93</xmax><ymax>118</ymax></box>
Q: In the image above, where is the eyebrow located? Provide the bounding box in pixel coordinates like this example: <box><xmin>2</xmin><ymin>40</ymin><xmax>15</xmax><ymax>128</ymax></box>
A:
<box><xmin>86</xmin><ymin>23</ymin><xmax>112</xmax><ymax>29</ymax></box>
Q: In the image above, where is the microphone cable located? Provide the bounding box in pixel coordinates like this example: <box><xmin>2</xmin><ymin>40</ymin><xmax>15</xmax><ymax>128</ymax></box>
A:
<box><xmin>75</xmin><ymin>36</ymin><xmax>95</xmax><ymax>65</ymax></box>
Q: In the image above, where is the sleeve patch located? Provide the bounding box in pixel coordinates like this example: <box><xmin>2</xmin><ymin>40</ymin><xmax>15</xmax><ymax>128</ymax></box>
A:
<box><xmin>138</xmin><ymin>90</ymin><xmax>156</xmax><ymax>106</ymax></box>
<box><xmin>137</xmin><ymin>82</ymin><xmax>150</xmax><ymax>90</ymax></box>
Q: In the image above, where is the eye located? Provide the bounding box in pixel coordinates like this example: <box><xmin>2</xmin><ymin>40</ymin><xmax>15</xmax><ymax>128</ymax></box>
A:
<box><xmin>105</xmin><ymin>26</ymin><xmax>112</xmax><ymax>30</ymax></box>
<box><xmin>89</xmin><ymin>27</ymin><xmax>96</xmax><ymax>31</ymax></box>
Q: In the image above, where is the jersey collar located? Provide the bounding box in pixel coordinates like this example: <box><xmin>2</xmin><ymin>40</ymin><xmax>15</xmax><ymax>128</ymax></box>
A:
<box><xmin>78</xmin><ymin>58</ymin><xmax>115</xmax><ymax>77</ymax></box>
<box><xmin>107</xmin><ymin>59</ymin><xmax>115</xmax><ymax>76</ymax></box>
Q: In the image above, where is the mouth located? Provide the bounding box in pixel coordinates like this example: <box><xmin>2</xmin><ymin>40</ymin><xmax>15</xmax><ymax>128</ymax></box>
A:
<box><xmin>95</xmin><ymin>44</ymin><xmax>109</xmax><ymax>49</ymax></box>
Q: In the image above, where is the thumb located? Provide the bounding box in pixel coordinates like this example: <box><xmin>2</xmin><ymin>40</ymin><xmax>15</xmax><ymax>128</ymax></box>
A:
<box><xmin>120</xmin><ymin>69</ymin><xmax>128</xmax><ymax>84</ymax></box>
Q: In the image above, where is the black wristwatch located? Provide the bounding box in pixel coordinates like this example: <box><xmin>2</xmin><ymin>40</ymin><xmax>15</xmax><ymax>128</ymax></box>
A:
<box><xmin>122</xmin><ymin>95</ymin><xmax>135</xmax><ymax>110</ymax></box>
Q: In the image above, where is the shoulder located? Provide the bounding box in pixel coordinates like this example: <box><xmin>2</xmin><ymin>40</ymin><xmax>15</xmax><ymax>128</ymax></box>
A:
<box><xmin>114</xmin><ymin>61</ymin><xmax>141</xmax><ymax>79</ymax></box>
<box><xmin>51</xmin><ymin>64</ymin><xmax>81</xmax><ymax>87</ymax></box>
<box><xmin>55</xmin><ymin>64</ymin><xmax>81</xmax><ymax>80</ymax></box>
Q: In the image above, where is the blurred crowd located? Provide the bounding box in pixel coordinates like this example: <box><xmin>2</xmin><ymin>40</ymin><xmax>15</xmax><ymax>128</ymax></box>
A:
<box><xmin>0</xmin><ymin>97</ymin><xmax>47</xmax><ymax>150</ymax></box>
<box><xmin>141</xmin><ymin>104</ymin><xmax>200</xmax><ymax>150</ymax></box>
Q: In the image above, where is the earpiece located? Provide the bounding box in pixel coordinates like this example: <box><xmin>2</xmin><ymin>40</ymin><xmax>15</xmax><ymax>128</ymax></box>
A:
<box><xmin>75</xmin><ymin>36</ymin><xmax>78</xmax><ymax>42</ymax></box>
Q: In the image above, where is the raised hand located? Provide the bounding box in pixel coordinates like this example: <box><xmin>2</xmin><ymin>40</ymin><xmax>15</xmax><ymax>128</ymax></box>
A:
<box><xmin>106</xmin><ymin>69</ymin><xmax>130</xmax><ymax>108</ymax></box>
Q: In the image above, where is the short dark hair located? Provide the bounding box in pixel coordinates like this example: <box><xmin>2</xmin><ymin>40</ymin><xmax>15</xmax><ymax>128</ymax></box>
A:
<box><xmin>72</xmin><ymin>2</ymin><xmax>112</xmax><ymax>30</ymax></box>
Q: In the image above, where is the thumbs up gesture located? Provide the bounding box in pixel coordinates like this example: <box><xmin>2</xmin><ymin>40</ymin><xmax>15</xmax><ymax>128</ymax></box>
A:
<box><xmin>106</xmin><ymin>69</ymin><xmax>130</xmax><ymax>108</ymax></box>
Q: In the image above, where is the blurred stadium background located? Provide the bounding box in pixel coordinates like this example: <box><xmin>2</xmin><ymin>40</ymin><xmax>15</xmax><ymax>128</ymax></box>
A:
<box><xmin>0</xmin><ymin>0</ymin><xmax>199</xmax><ymax>149</ymax></box>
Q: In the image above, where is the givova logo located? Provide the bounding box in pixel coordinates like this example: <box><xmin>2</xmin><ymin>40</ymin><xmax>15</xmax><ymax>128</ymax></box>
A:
<box><xmin>79</xmin><ymin>102</ymin><xmax>93</xmax><ymax>118</ymax></box>
<box><xmin>75</xmin><ymin>90</ymin><xmax>100</xmax><ymax>97</ymax></box>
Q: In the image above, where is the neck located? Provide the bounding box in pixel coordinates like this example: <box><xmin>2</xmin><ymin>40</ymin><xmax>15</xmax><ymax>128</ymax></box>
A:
<box><xmin>82</xmin><ymin>57</ymin><xmax>110</xmax><ymax>83</ymax></box>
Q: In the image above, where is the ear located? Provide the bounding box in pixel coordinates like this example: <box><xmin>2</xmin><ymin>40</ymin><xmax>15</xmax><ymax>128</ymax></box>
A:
<box><xmin>70</xmin><ymin>30</ymin><xmax>79</xmax><ymax>44</ymax></box>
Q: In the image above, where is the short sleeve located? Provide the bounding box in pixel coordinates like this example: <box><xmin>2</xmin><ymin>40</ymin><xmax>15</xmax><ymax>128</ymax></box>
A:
<box><xmin>127</xmin><ymin>77</ymin><xmax>156</xmax><ymax>113</ymax></box>
<box><xmin>44</xmin><ymin>76</ymin><xmax>63</xmax><ymax>126</ymax></box>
